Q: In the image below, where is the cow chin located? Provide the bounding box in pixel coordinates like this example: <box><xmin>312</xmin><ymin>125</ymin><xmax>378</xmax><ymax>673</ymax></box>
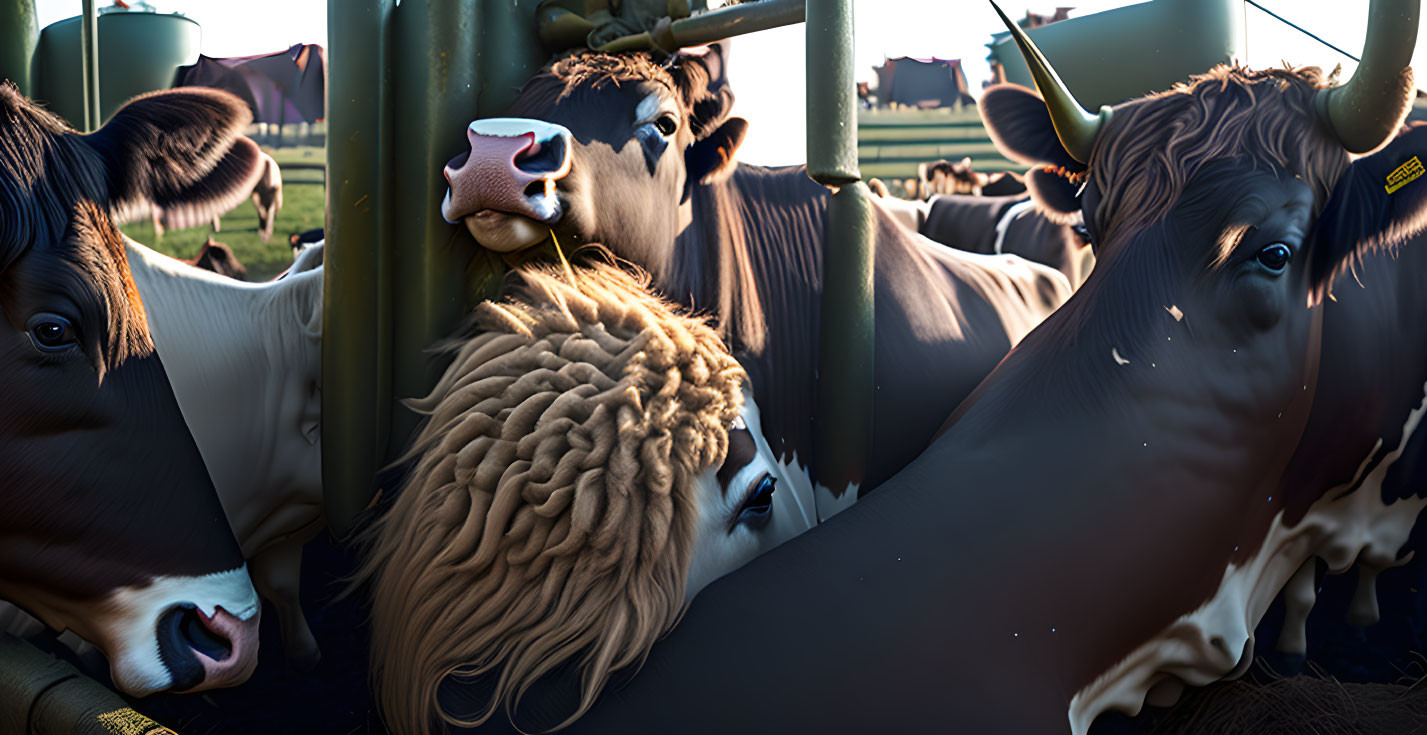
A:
<box><xmin>462</xmin><ymin>211</ymin><xmax>550</xmax><ymax>253</ymax></box>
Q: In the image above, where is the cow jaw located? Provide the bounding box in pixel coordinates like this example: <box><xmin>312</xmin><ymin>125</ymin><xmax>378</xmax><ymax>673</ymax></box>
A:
<box><xmin>1067</xmin><ymin>380</ymin><xmax>1427</xmax><ymax>735</ymax></box>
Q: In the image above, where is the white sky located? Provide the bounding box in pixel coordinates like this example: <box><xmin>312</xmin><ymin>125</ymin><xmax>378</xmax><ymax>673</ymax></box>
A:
<box><xmin>31</xmin><ymin>1</ymin><xmax>1425</xmax><ymax>163</ymax></box>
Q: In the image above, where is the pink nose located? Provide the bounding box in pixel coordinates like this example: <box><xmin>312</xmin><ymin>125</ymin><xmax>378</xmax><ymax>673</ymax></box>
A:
<box><xmin>181</xmin><ymin>605</ymin><xmax>261</xmax><ymax>691</ymax></box>
<box><xmin>442</xmin><ymin>118</ymin><xmax>573</xmax><ymax>225</ymax></box>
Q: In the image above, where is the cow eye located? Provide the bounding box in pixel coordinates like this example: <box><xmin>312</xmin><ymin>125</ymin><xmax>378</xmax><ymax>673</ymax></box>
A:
<box><xmin>26</xmin><ymin>313</ymin><xmax>79</xmax><ymax>353</ymax></box>
<box><xmin>733</xmin><ymin>473</ymin><xmax>776</xmax><ymax>530</ymax></box>
<box><xmin>1255</xmin><ymin>243</ymin><xmax>1292</xmax><ymax>273</ymax></box>
<box><xmin>654</xmin><ymin>114</ymin><xmax>678</xmax><ymax>137</ymax></box>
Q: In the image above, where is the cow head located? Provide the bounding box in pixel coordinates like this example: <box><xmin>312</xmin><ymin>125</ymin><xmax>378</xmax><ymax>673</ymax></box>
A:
<box><xmin>442</xmin><ymin>44</ymin><xmax>747</xmax><ymax>272</ymax></box>
<box><xmin>0</xmin><ymin>84</ymin><xmax>265</xmax><ymax>695</ymax></box>
<box><xmin>981</xmin><ymin>0</ymin><xmax>1419</xmax><ymax>427</ymax></box>
<box><xmin>975</xmin><ymin>0</ymin><xmax>1424</xmax><ymax>718</ymax></box>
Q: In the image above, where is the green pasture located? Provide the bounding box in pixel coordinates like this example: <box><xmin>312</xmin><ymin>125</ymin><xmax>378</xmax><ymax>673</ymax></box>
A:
<box><xmin>121</xmin><ymin>146</ymin><xmax>326</xmax><ymax>281</ymax></box>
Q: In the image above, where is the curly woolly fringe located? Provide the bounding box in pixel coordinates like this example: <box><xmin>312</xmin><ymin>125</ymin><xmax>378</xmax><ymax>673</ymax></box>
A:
<box><xmin>353</xmin><ymin>261</ymin><xmax>746</xmax><ymax>734</ymax></box>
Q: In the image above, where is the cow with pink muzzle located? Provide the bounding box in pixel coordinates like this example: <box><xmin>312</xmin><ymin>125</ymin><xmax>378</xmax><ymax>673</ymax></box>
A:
<box><xmin>442</xmin><ymin>118</ymin><xmax>573</xmax><ymax>252</ymax></box>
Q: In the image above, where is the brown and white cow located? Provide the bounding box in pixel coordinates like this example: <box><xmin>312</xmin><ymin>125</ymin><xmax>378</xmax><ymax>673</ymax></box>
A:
<box><xmin>441</xmin><ymin>46</ymin><xmax>1071</xmax><ymax>520</ymax></box>
<box><xmin>452</xmin><ymin>2</ymin><xmax>1427</xmax><ymax>733</ymax></box>
<box><xmin>910</xmin><ymin>156</ymin><xmax>1027</xmax><ymax>199</ymax></box>
<box><xmin>0</xmin><ymin>83</ymin><xmax>265</xmax><ymax>696</ymax></box>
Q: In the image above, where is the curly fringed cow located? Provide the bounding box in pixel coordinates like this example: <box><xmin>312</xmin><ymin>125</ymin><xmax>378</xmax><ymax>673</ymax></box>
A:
<box><xmin>355</xmin><ymin>262</ymin><xmax>812</xmax><ymax>733</ymax></box>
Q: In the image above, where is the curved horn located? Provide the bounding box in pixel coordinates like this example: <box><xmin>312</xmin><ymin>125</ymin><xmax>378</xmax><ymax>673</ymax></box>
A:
<box><xmin>1315</xmin><ymin>0</ymin><xmax>1420</xmax><ymax>154</ymax></box>
<box><xmin>990</xmin><ymin>0</ymin><xmax>1111</xmax><ymax>164</ymax></box>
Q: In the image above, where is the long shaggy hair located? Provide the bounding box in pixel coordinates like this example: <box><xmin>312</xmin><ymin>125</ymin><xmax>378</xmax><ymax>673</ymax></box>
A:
<box><xmin>354</xmin><ymin>261</ymin><xmax>747</xmax><ymax>734</ymax></box>
<box><xmin>1089</xmin><ymin>65</ymin><xmax>1352</xmax><ymax>249</ymax></box>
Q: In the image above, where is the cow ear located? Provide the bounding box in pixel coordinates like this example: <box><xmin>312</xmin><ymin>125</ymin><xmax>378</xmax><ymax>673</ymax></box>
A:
<box><xmin>980</xmin><ymin>84</ymin><xmax>1084</xmax><ymax>173</ymax></box>
<box><xmin>685</xmin><ymin>116</ymin><xmax>747</xmax><ymax>184</ymax></box>
<box><xmin>1025</xmin><ymin>167</ymin><xmax>1081</xmax><ymax>225</ymax></box>
<box><xmin>82</xmin><ymin>88</ymin><xmax>263</xmax><ymax>227</ymax></box>
<box><xmin>1310</xmin><ymin>124</ymin><xmax>1427</xmax><ymax>293</ymax></box>
<box><xmin>673</xmin><ymin>41</ymin><xmax>737</xmax><ymax>141</ymax></box>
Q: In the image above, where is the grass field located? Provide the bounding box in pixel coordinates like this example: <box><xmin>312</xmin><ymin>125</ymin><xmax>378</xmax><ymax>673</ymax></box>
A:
<box><xmin>120</xmin><ymin>146</ymin><xmax>326</xmax><ymax>281</ymax></box>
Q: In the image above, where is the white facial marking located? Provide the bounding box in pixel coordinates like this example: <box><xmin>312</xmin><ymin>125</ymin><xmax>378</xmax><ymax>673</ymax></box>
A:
<box><xmin>72</xmin><ymin>565</ymin><xmax>260</xmax><ymax>696</ymax></box>
<box><xmin>685</xmin><ymin>395</ymin><xmax>816</xmax><ymax>602</ymax></box>
<box><xmin>634</xmin><ymin>92</ymin><xmax>679</xmax><ymax>130</ymax></box>
<box><xmin>1067</xmin><ymin>380</ymin><xmax>1427</xmax><ymax>735</ymax></box>
<box><xmin>1112</xmin><ymin>347</ymin><xmax>1130</xmax><ymax>366</ymax></box>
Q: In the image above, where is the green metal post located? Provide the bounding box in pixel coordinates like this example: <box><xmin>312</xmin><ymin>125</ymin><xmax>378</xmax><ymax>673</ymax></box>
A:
<box><xmin>324</xmin><ymin>0</ymin><xmax>394</xmax><ymax>536</ymax></box>
<box><xmin>0</xmin><ymin>0</ymin><xmax>37</xmax><ymax>96</ymax></box>
<box><xmin>0</xmin><ymin>635</ymin><xmax>177</xmax><ymax>734</ymax></box>
<box><xmin>807</xmin><ymin>0</ymin><xmax>874</xmax><ymax>494</ymax></box>
<box><xmin>79</xmin><ymin>0</ymin><xmax>99</xmax><ymax>130</ymax></box>
<box><xmin>324</xmin><ymin>0</ymin><xmax>547</xmax><ymax>535</ymax></box>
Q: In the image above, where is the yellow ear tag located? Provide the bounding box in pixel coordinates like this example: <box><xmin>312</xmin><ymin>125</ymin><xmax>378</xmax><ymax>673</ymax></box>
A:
<box><xmin>1385</xmin><ymin>155</ymin><xmax>1424</xmax><ymax>193</ymax></box>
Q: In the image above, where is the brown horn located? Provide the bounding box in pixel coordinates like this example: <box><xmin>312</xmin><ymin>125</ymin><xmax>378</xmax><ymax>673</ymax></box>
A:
<box><xmin>1316</xmin><ymin>0</ymin><xmax>1420</xmax><ymax>154</ymax></box>
<box><xmin>990</xmin><ymin>0</ymin><xmax>1111</xmax><ymax>164</ymax></box>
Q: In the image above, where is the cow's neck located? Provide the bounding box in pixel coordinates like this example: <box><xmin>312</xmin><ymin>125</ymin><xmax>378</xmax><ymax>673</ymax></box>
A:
<box><xmin>665</xmin><ymin>163</ymin><xmax>829</xmax><ymax>473</ymax></box>
<box><xmin>917</xmin><ymin>276</ymin><xmax>1325</xmax><ymax>728</ymax></box>
<box><xmin>123</xmin><ymin>238</ymin><xmax>323</xmax><ymax>553</ymax></box>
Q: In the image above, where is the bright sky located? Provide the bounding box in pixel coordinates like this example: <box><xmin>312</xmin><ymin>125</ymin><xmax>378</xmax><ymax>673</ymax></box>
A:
<box><xmin>31</xmin><ymin>0</ymin><xmax>1425</xmax><ymax>164</ymax></box>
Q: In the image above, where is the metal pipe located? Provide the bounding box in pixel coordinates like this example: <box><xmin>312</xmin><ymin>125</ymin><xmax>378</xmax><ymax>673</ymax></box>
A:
<box><xmin>805</xmin><ymin>0</ymin><xmax>858</xmax><ymax>185</ymax></box>
<box><xmin>79</xmin><ymin>0</ymin><xmax>99</xmax><ymax>130</ymax></box>
<box><xmin>0</xmin><ymin>634</ymin><xmax>178</xmax><ymax>734</ymax></box>
<box><xmin>545</xmin><ymin>0</ymin><xmax>805</xmax><ymax>53</ymax></box>
<box><xmin>324</xmin><ymin>0</ymin><xmax>394</xmax><ymax>536</ymax></box>
<box><xmin>809</xmin><ymin>0</ymin><xmax>874</xmax><ymax>494</ymax></box>
<box><xmin>0</xmin><ymin>0</ymin><xmax>38</xmax><ymax>97</ymax></box>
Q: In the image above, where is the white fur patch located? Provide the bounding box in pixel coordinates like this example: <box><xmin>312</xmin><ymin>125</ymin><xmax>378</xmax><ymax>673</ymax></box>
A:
<box><xmin>1067</xmin><ymin>381</ymin><xmax>1427</xmax><ymax>734</ymax></box>
<box><xmin>686</xmin><ymin>397</ymin><xmax>817</xmax><ymax>601</ymax></box>
<box><xmin>102</xmin><ymin>565</ymin><xmax>259</xmax><ymax>695</ymax></box>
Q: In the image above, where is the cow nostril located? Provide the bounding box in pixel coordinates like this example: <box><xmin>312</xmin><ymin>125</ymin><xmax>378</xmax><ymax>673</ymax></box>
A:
<box><xmin>175</xmin><ymin>605</ymin><xmax>232</xmax><ymax>661</ymax></box>
<box><xmin>446</xmin><ymin>150</ymin><xmax>471</xmax><ymax>173</ymax></box>
<box><xmin>514</xmin><ymin>134</ymin><xmax>568</xmax><ymax>177</ymax></box>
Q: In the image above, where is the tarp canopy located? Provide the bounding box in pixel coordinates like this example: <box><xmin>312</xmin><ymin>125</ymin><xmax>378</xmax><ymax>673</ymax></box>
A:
<box><xmin>873</xmin><ymin>56</ymin><xmax>975</xmax><ymax>108</ymax></box>
<box><xmin>175</xmin><ymin>43</ymin><xmax>325</xmax><ymax>124</ymax></box>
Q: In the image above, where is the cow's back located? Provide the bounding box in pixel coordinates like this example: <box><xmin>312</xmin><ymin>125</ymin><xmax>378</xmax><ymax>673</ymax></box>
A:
<box><xmin>861</xmin><ymin>206</ymin><xmax>1071</xmax><ymax>490</ymax></box>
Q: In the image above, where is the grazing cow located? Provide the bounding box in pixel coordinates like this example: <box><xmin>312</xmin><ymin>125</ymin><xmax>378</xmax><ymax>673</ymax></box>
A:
<box><xmin>356</xmin><ymin>262</ymin><xmax>815</xmax><ymax>734</ymax></box>
<box><xmin>151</xmin><ymin>147</ymin><xmax>282</xmax><ymax>242</ymax></box>
<box><xmin>473</xmin><ymin>2</ymin><xmax>1427</xmax><ymax>732</ymax></box>
<box><xmin>0</xmin><ymin>83</ymin><xmax>264</xmax><ymax>696</ymax></box>
<box><xmin>186</xmin><ymin>237</ymin><xmax>248</xmax><ymax>280</ymax></box>
<box><xmin>441</xmin><ymin>46</ymin><xmax>1072</xmax><ymax>520</ymax></box>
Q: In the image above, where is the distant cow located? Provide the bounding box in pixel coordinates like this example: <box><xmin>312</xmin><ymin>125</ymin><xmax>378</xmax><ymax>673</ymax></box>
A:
<box><xmin>151</xmin><ymin>147</ymin><xmax>283</xmax><ymax>242</ymax></box>
<box><xmin>865</xmin><ymin>186</ymin><xmax>1094</xmax><ymax>288</ymax></box>
<box><xmin>186</xmin><ymin>237</ymin><xmax>248</xmax><ymax>280</ymax></box>
<box><xmin>910</xmin><ymin>156</ymin><xmax>1027</xmax><ymax>199</ymax></box>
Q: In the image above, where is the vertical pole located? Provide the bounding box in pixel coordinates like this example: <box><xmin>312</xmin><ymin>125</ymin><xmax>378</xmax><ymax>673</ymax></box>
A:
<box><xmin>79</xmin><ymin>0</ymin><xmax>99</xmax><ymax>130</ymax></box>
<box><xmin>323</xmin><ymin>0</ymin><xmax>546</xmax><ymax>535</ymax></box>
<box><xmin>807</xmin><ymin>0</ymin><xmax>874</xmax><ymax>496</ymax></box>
<box><xmin>0</xmin><ymin>0</ymin><xmax>38</xmax><ymax>97</ymax></box>
<box><xmin>385</xmin><ymin>0</ymin><xmax>546</xmax><ymax>458</ymax></box>
<box><xmin>324</xmin><ymin>0</ymin><xmax>394</xmax><ymax>536</ymax></box>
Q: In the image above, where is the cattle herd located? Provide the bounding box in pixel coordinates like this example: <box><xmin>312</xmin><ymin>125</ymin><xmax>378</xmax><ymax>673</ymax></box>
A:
<box><xmin>2</xmin><ymin>0</ymin><xmax>1426</xmax><ymax>733</ymax></box>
